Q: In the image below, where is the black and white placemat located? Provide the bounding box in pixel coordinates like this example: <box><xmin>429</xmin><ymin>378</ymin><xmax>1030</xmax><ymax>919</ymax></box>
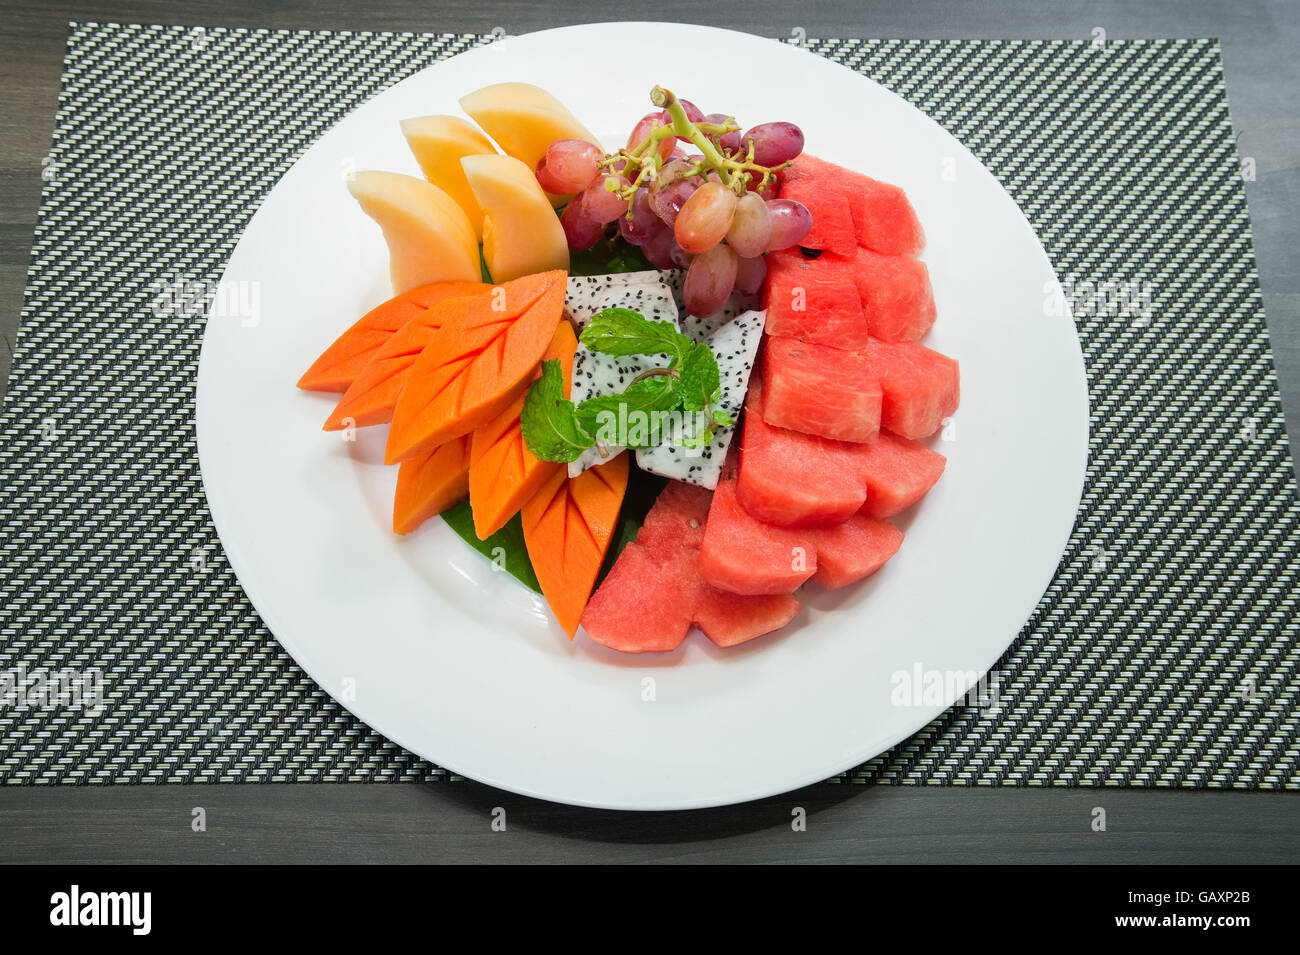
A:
<box><xmin>1</xmin><ymin>24</ymin><xmax>1296</xmax><ymax>787</ymax></box>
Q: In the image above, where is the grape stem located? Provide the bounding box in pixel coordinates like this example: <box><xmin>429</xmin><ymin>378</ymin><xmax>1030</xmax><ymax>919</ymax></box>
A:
<box><xmin>598</xmin><ymin>84</ymin><xmax>794</xmax><ymax>217</ymax></box>
<box><xmin>652</xmin><ymin>86</ymin><xmax>734</xmax><ymax>186</ymax></box>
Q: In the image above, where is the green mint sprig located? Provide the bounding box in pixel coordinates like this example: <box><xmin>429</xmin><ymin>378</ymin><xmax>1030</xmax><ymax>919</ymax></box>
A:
<box><xmin>520</xmin><ymin>308</ymin><xmax>735</xmax><ymax>464</ymax></box>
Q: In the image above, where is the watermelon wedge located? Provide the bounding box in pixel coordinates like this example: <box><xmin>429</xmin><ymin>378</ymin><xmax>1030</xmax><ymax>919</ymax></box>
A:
<box><xmin>860</xmin><ymin>430</ymin><xmax>947</xmax><ymax>518</ymax></box>
<box><xmin>762</xmin><ymin>249</ymin><xmax>870</xmax><ymax>349</ymax></box>
<box><xmin>851</xmin><ymin>249</ymin><xmax>937</xmax><ymax>343</ymax></box>
<box><xmin>778</xmin><ymin>155</ymin><xmax>858</xmax><ymax>255</ymax></box>
<box><xmin>760</xmin><ymin>335</ymin><xmax>881</xmax><ymax>443</ymax></box>
<box><xmin>737</xmin><ymin>386</ymin><xmax>871</xmax><ymax>527</ymax></box>
<box><xmin>701</xmin><ymin>465</ymin><xmax>903</xmax><ymax>595</ymax></box>
<box><xmin>860</xmin><ymin>339</ymin><xmax>960</xmax><ymax>440</ymax></box>
<box><xmin>581</xmin><ymin>482</ymin><xmax>801</xmax><ymax>652</ymax></box>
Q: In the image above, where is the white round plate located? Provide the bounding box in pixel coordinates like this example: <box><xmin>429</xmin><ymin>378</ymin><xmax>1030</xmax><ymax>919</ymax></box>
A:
<box><xmin>196</xmin><ymin>23</ymin><xmax>1087</xmax><ymax>810</ymax></box>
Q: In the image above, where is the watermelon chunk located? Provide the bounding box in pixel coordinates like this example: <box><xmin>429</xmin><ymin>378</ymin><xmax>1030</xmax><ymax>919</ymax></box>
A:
<box><xmin>761</xmin><ymin>335</ymin><xmax>881</xmax><ymax>443</ymax></box>
<box><xmin>700</xmin><ymin>471</ymin><xmax>816</xmax><ymax>595</ymax></box>
<box><xmin>737</xmin><ymin>387</ymin><xmax>871</xmax><ymax>527</ymax></box>
<box><xmin>860</xmin><ymin>340</ymin><xmax>959</xmax><ymax>439</ymax></box>
<box><xmin>860</xmin><ymin>430</ymin><xmax>948</xmax><ymax>518</ymax></box>
<box><xmin>702</xmin><ymin>467</ymin><xmax>904</xmax><ymax>595</ymax></box>
<box><xmin>692</xmin><ymin>589</ymin><xmax>802</xmax><ymax>648</ymax></box>
<box><xmin>782</xmin><ymin>155</ymin><xmax>925</xmax><ymax>256</ymax></box>
<box><xmin>808</xmin><ymin>514</ymin><xmax>905</xmax><ymax>589</ymax></box>
<box><xmin>762</xmin><ymin>249</ymin><xmax>870</xmax><ymax>349</ymax></box>
<box><xmin>848</xmin><ymin>178</ymin><xmax>925</xmax><ymax>256</ymax></box>
<box><xmin>851</xmin><ymin>249</ymin><xmax>937</xmax><ymax>343</ymax></box>
<box><xmin>581</xmin><ymin>482</ymin><xmax>801</xmax><ymax>652</ymax></box>
<box><xmin>779</xmin><ymin>155</ymin><xmax>858</xmax><ymax>255</ymax></box>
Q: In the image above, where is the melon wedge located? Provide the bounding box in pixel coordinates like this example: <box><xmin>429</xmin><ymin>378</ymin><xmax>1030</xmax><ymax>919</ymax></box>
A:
<box><xmin>400</xmin><ymin>115</ymin><xmax>498</xmax><ymax>240</ymax></box>
<box><xmin>459</xmin><ymin>82</ymin><xmax>600</xmax><ymax>206</ymax></box>
<box><xmin>348</xmin><ymin>171</ymin><xmax>480</xmax><ymax>293</ymax></box>
<box><xmin>462</xmin><ymin>154</ymin><xmax>569</xmax><ymax>282</ymax></box>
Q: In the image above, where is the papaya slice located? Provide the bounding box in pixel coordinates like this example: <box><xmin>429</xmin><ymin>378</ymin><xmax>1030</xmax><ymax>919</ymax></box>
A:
<box><xmin>468</xmin><ymin>320</ymin><xmax>577</xmax><ymax>540</ymax></box>
<box><xmin>299</xmin><ymin>281</ymin><xmax>489</xmax><ymax>393</ymax></box>
<box><xmin>385</xmin><ymin>269</ymin><xmax>566</xmax><ymax>464</ymax></box>
<box><xmin>392</xmin><ymin>434</ymin><xmax>473</xmax><ymax>535</ymax></box>
<box><xmin>521</xmin><ymin>455</ymin><xmax>629</xmax><ymax>639</ymax></box>
<box><xmin>322</xmin><ymin>282</ymin><xmax>493</xmax><ymax>431</ymax></box>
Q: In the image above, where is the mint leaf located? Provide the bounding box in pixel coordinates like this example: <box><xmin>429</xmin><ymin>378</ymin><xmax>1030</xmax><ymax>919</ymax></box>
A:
<box><xmin>520</xmin><ymin>359</ymin><xmax>594</xmax><ymax>463</ymax></box>
<box><xmin>576</xmin><ymin>375</ymin><xmax>681</xmax><ymax>449</ymax></box>
<box><xmin>581</xmin><ymin>308</ymin><xmax>689</xmax><ymax>364</ymax></box>
<box><xmin>712</xmin><ymin>408</ymin><xmax>735</xmax><ymax>428</ymax></box>
<box><xmin>677</xmin><ymin>342</ymin><xmax>722</xmax><ymax>413</ymax></box>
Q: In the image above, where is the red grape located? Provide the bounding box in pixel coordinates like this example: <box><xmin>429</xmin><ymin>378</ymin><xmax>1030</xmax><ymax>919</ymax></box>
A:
<box><xmin>683</xmin><ymin>244</ymin><xmax>738</xmax><ymax>317</ymax></box>
<box><xmin>540</xmin><ymin>138</ymin><xmax>602</xmax><ymax>194</ymax></box>
<box><xmin>725</xmin><ymin>192</ymin><xmax>773</xmax><ymax>258</ymax></box>
<box><xmin>618</xmin><ymin>186</ymin><xmax>658</xmax><ymax>245</ymax></box>
<box><xmin>581</xmin><ymin>175</ymin><xmax>629</xmax><ymax>223</ymax></box>
<box><xmin>674</xmin><ymin>181</ymin><xmax>738</xmax><ymax>254</ymax></box>
<box><xmin>741</xmin><ymin>121</ymin><xmax>805</xmax><ymax>166</ymax></box>
<box><xmin>734</xmin><ymin>254</ymin><xmax>767</xmax><ymax>296</ymax></box>
<box><xmin>561</xmin><ymin>197</ymin><xmax>604</xmax><ymax>251</ymax></box>
<box><xmin>764</xmin><ymin>198</ymin><xmax>813</xmax><ymax>251</ymax></box>
<box><xmin>628</xmin><ymin>112</ymin><xmax>675</xmax><ymax>162</ymax></box>
<box><xmin>702</xmin><ymin>112</ymin><xmax>742</xmax><ymax>153</ymax></box>
<box><xmin>650</xmin><ymin>177</ymin><xmax>697</xmax><ymax>228</ymax></box>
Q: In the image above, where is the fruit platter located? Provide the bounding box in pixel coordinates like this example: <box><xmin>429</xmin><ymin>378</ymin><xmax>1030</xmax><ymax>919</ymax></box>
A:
<box><xmin>296</xmin><ymin>79</ymin><xmax>961</xmax><ymax>651</ymax></box>
<box><xmin>196</xmin><ymin>23</ymin><xmax>1087</xmax><ymax>808</ymax></box>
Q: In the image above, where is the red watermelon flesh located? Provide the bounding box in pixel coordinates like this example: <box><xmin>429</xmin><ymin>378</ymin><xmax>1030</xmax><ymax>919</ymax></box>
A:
<box><xmin>851</xmin><ymin>178</ymin><xmax>925</xmax><ymax>256</ymax></box>
<box><xmin>851</xmin><ymin>249</ymin><xmax>937</xmax><ymax>342</ymax></box>
<box><xmin>693</xmin><ymin>590</ymin><xmax>801</xmax><ymax>648</ymax></box>
<box><xmin>860</xmin><ymin>430</ymin><xmax>948</xmax><ymax>518</ymax></box>
<box><xmin>700</xmin><ymin>471</ymin><xmax>817</xmax><ymax>595</ymax></box>
<box><xmin>761</xmin><ymin>335</ymin><xmax>881</xmax><ymax>443</ymax></box>
<box><xmin>581</xmin><ymin>482</ymin><xmax>802</xmax><ymax>652</ymax></box>
<box><xmin>702</xmin><ymin>468</ymin><xmax>904</xmax><ymax>594</ymax></box>
<box><xmin>582</xmin><ymin>542</ymin><xmax>697</xmax><ymax>653</ymax></box>
<box><xmin>779</xmin><ymin>155</ymin><xmax>858</xmax><ymax>255</ymax></box>
<box><xmin>859</xmin><ymin>339</ymin><xmax>959</xmax><ymax>439</ymax></box>
<box><xmin>763</xmin><ymin>249</ymin><xmax>869</xmax><ymax>348</ymax></box>
<box><xmin>738</xmin><ymin>387</ymin><xmax>871</xmax><ymax>527</ymax></box>
<box><xmin>784</xmin><ymin>155</ymin><xmax>925</xmax><ymax>256</ymax></box>
<box><xmin>808</xmin><ymin>515</ymin><xmax>905</xmax><ymax>589</ymax></box>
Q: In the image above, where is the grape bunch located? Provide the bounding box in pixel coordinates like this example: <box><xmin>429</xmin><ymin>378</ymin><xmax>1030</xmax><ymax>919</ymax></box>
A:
<box><xmin>534</xmin><ymin>86</ymin><xmax>813</xmax><ymax>316</ymax></box>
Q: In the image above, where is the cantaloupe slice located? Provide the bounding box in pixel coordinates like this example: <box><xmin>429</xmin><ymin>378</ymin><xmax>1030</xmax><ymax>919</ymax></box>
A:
<box><xmin>467</xmin><ymin>320</ymin><xmax>578</xmax><ymax>540</ymax></box>
<box><xmin>459</xmin><ymin>83</ymin><xmax>600</xmax><ymax>206</ymax></box>
<box><xmin>385</xmin><ymin>270</ymin><xmax>567</xmax><ymax>464</ymax></box>
<box><xmin>400</xmin><ymin>115</ymin><xmax>498</xmax><ymax>240</ymax></box>
<box><xmin>462</xmin><ymin>155</ymin><xmax>569</xmax><ymax>282</ymax></box>
<box><xmin>347</xmin><ymin>170</ymin><xmax>480</xmax><ymax>294</ymax></box>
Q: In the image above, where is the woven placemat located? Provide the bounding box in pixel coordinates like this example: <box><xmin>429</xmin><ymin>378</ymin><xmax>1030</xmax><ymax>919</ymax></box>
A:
<box><xmin>1</xmin><ymin>24</ymin><xmax>1296</xmax><ymax>787</ymax></box>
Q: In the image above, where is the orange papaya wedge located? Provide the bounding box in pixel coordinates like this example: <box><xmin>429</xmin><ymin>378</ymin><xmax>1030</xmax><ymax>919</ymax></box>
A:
<box><xmin>384</xmin><ymin>269</ymin><xmax>566</xmax><ymax>464</ymax></box>
<box><xmin>520</xmin><ymin>455</ymin><xmax>629</xmax><ymax>638</ymax></box>
<box><xmin>299</xmin><ymin>281</ymin><xmax>490</xmax><ymax>393</ymax></box>
<box><xmin>392</xmin><ymin>434</ymin><xmax>473</xmax><ymax>535</ymax></box>
<box><xmin>467</xmin><ymin>320</ymin><xmax>578</xmax><ymax>540</ymax></box>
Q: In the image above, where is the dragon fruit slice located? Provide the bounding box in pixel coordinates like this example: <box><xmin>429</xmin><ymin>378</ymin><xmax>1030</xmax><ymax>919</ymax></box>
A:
<box><xmin>566</xmin><ymin>273</ymin><xmax>681</xmax><ymax>476</ymax></box>
<box><xmin>636</xmin><ymin>306</ymin><xmax>766</xmax><ymax>489</ymax></box>
<box><xmin>565</xmin><ymin>271</ymin><xmax>673</xmax><ymax>327</ymax></box>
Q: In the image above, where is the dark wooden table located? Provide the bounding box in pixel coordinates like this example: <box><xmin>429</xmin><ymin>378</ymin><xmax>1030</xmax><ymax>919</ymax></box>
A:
<box><xmin>1</xmin><ymin>0</ymin><xmax>1297</xmax><ymax>864</ymax></box>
